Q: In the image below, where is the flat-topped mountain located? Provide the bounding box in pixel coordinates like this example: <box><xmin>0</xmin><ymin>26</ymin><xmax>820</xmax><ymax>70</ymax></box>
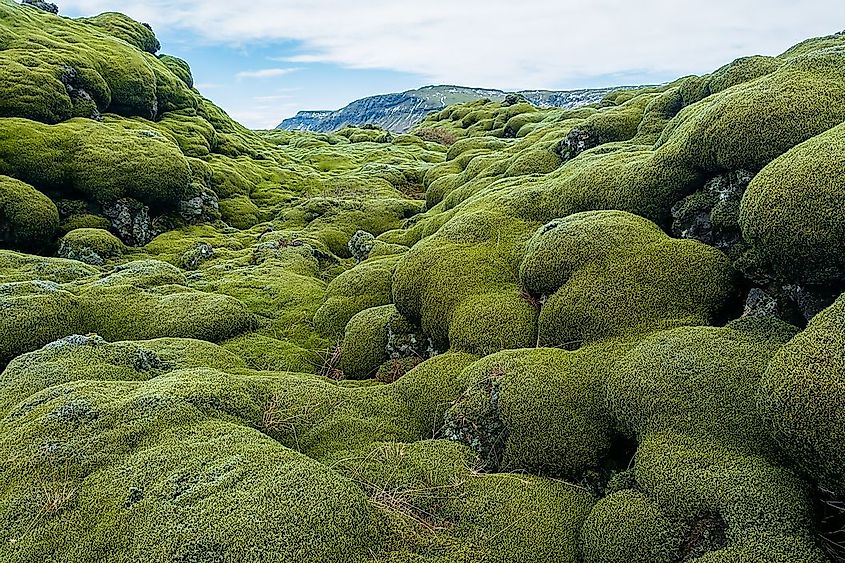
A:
<box><xmin>278</xmin><ymin>84</ymin><xmax>630</xmax><ymax>133</ymax></box>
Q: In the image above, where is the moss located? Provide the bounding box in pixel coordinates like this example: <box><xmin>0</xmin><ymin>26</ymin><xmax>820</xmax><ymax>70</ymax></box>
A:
<box><xmin>445</xmin><ymin>342</ymin><xmax>631</xmax><ymax>477</ymax></box>
<box><xmin>0</xmin><ymin>280</ymin><xmax>84</xmax><ymax>364</ymax></box>
<box><xmin>0</xmin><ymin>250</ymin><xmax>97</xmax><ymax>284</ymax></box>
<box><xmin>58</xmin><ymin>228</ymin><xmax>125</xmax><ymax>265</ymax></box>
<box><xmin>0</xmin><ymin>371</ymin><xmax>388</xmax><ymax>562</ymax></box>
<box><xmin>607</xmin><ymin>324</ymin><xmax>796</xmax><ymax>455</ymax></box>
<box><xmin>80</xmin><ymin>284</ymin><xmax>257</xmax><ymax>344</ymax></box>
<box><xmin>81</xmin><ymin>12</ymin><xmax>161</xmax><ymax>54</ymax></box>
<box><xmin>525</xmin><ymin>211</ymin><xmax>738</xmax><ymax>346</ymax></box>
<box><xmin>503</xmin><ymin>148</ymin><xmax>561</xmax><ymax>177</ymax></box>
<box><xmin>59</xmin><ymin>213</ymin><xmax>111</xmax><ymax>234</ymax></box>
<box><xmin>634</xmin><ymin>432</ymin><xmax>822</xmax><ymax>560</ymax></box>
<box><xmin>0</xmin><ymin>118</ymin><xmax>191</xmax><ymax>206</ymax></box>
<box><xmin>759</xmin><ymin>294</ymin><xmax>845</xmax><ymax>494</ymax></box>
<box><xmin>338</xmin><ymin>305</ymin><xmax>397</xmax><ymax>379</ymax></box>
<box><xmin>314</xmin><ymin>256</ymin><xmax>399</xmax><ymax>339</ymax></box>
<box><xmin>658</xmin><ymin>47</ymin><xmax>845</xmax><ymax>173</ymax></box>
<box><xmin>0</xmin><ymin>335</ymin><xmax>245</xmax><ymax>414</ymax></box>
<box><xmin>158</xmin><ymin>54</ymin><xmax>193</xmax><ymax>88</ymax></box>
<box><xmin>580</xmin><ymin>490</ymin><xmax>681</xmax><ymax>563</ymax></box>
<box><xmin>337</xmin><ymin>439</ymin><xmax>594</xmax><ymax>562</ymax></box>
<box><xmin>221</xmin><ymin>334</ymin><xmax>316</xmax><ymax>373</ymax></box>
<box><xmin>0</xmin><ymin>174</ymin><xmax>58</xmax><ymax>250</ymax></box>
<box><xmin>739</xmin><ymin>121</ymin><xmax>845</xmax><ymax>284</ymax></box>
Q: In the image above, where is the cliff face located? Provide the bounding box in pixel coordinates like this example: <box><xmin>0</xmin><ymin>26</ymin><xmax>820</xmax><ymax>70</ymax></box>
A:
<box><xmin>278</xmin><ymin>84</ymin><xmax>626</xmax><ymax>133</ymax></box>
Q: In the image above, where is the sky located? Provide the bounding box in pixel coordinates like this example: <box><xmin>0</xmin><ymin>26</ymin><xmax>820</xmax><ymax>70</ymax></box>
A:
<box><xmin>59</xmin><ymin>0</ymin><xmax>845</xmax><ymax>129</ymax></box>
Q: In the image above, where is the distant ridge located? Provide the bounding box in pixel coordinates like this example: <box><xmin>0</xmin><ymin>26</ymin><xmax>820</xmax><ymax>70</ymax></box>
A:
<box><xmin>277</xmin><ymin>84</ymin><xmax>634</xmax><ymax>133</ymax></box>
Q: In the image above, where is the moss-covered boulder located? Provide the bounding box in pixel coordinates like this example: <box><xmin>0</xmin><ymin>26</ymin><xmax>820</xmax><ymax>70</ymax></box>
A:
<box><xmin>740</xmin><ymin>121</ymin><xmax>845</xmax><ymax>285</ymax></box>
<box><xmin>57</xmin><ymin>228</ymin><xmax>126</xmax><ymax>265</ymax></box>
<box><xmin>760</xmin><ymin>294</ymin><xmax>845</xmax><ymax>494</ymax></box>
<box><xmin>0</xmin><ymin>174</ymin><xmax>58</xmax><ymax>250</ymax></box>
<box><xmin>523</xmin><ymin>211</ymin><xmax>739</xmax><ymax>346</ymax></box>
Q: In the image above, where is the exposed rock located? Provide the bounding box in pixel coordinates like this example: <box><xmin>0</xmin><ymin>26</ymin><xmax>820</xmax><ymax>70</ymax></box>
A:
<box><xmin>180</xmin><ymin>242</ymin><xmax>214</xmax><ymax>271</ymax></box>
<box><xmin>348</xmin><ymin>230</ymin><xmax>375</xmax><ymax>263</ymax></box>
<box><xmin>385</xmin><ymin>313</ymin><xmax>435</xmax><ymax>361</ymax></box>
<box><xmin>179</xmin><ymin>188</ymin><xmax>220</xmax><ymax>224</ymax></box>
<box><xmin>57</xmin><ymin>241</ymin><xmax>104</xmax><ymax>266</ymax></box>
<box><xmin>102</xmin><ymin>198</ymin><xmax>153</xmax><ymax>246</ymax></box>
<box><xmin>502</xmin><ymin>93</ymin><xmax>527</xmax><ymax>107</ymax></box>
<box><xmin>557</xmin><ymin>127</ymin><xmax>600</xmax><ymax>161</ymax></box>
<box><xmin>742</xmin><ymin>288</ymin><xmax>779</xmax><ymax>319</ymax></box>
<box><xmin>60</xmin><ymin>65</ymin><xmax>100</xmax><ymax>120</ymax></box>
<box><xmin>42</xmin><ymin>333</ymin><xmax>106</xmax><ymax>350</ymax></box>
<box><xmin>22</xmin><ymin>0</ymin><xmax>58</xmax><ymax>14</ymax></box>
<box><xmin>671</xmin><ymin>169</ymin><xmax>754</xmax><ymax>252</ymax></box>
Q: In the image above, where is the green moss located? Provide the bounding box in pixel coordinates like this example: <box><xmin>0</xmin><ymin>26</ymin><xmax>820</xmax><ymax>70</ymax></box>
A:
<box><xmin>445</xmin><ymin>341</ymin><xmax>631</xmax><ymax>477</ymax></box>
<box><xmin>314</xmin><ymin>256</ymin><xmax>399</xmax><ymax>339</ymax></box>
<box><xmin>58</xmin><ymin>228</ymin><xmax>125</xmax><ymax>265</ymax></box>
<box><xmin>739</xmin><ymin>121</ymin><xmax>845</xmax><ymax>284</ymax></box>
<box><xmin>634</xmin><ymin>431</ymin><xmax>822</xmax><ymax>560</ymax></box>
<box><xmin>338</xmin><ymin>305</ymin><xmax>397</xmax><ymax>379</ymax></box>
<box><xmin>0</xmin><ymin>372</ymin><xmax>387</xmax><ymax>562</ymax></box>
<box><xmin>81</xmin><ymin>12</ymin><xmax>161</xmax><ymax>54</ymax></box>
<box><xmin>0</xmin><ymin>118</ymin><xmax>191</xmax><ymax>206</ymax></box>
<box><xmin>525</xmin><ymin>211</ymin><xmax>738</xmax><ymax>346</ymax></box>
<box><xmin>0</xmin><ymin>174</ymin><xmax>58</xmax><ymax>250</ymax></box>
<box><xmin>0</xmin><ymin>280</ymin><xmax>84</xmax><ymax>364</ymax></box>
<box><xmin>0</xmin><ymin>335</ymin><xmax>245</xmax><ymax>414</ymax></box>
<box><xmin>608</xmin><ymin>324</ymin><xmax>796</xmax><ymax>455</ymax></box>
<box><xmin>221</xmin><ymin>334</ymin><xmax>316</xmax><ymax>373</ymax></box>
<box><xmin>158</xmin><ymin>54</ymin><xmax>193</xmax><ymax>88</ymax></box>
<box><xmin>580</xmin><ymin>490</ymin><xmax>680</xmax><ymax>563</ymax></box>
<box><xmin>760</xmin><ymin>294</ymin><xmax>845</xmax><ymax>494</ymax></box>
<box><xmin>658</xmin><ymin>47</ymin><xmax>845</xmax><ymax>173</ymax></box>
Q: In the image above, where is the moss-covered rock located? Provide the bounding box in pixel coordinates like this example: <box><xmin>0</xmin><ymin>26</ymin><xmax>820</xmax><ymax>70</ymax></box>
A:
<box><xmin>57</xmin><ymin>228</ymin><xmax>126</xmax><ymax>265</ymax></box>
<box><xmin>0</xmin><ymin>174</ymin><xmax>58</xmax><ymax>250</ymax></box>
<box><xmin>760</xmin><ymin>294</ymin><xmax>845</xmax><ymax>494</ymax></box>
<box><xmin>739</xmin><ymin>121</ymin><xmax>845</xmax><ymax>285</ymax></box>
<box><xmin>525</xmin><ymin>211</ymin><xmax>739</xmax><ymax>346</ymax></box>
<box><xmin>580</xmin><ymin>490</ymin><xmax>681</xmax><ymax>563</ymax></box>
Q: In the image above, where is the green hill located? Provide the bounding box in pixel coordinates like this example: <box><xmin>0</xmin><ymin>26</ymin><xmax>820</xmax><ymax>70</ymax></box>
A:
<box><xmin>1</xmin><ymin>1</ymin><xmax>845</xmax><ymax>561</ymax></box>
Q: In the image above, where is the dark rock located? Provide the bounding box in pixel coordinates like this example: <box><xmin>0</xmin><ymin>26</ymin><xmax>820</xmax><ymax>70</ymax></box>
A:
<box><xmin>557</xmin><ymin>127</ymin><xmax>600</xmax><ymax>161</ymax></box>
<box><xmin>180</xmin><ymin>242</ymin><xmax>214</xmax><ymax>271</ymax></box>
<box><xmin>348</xmin><ymin>230</ymin><xmax>375</xmax><ymax>263</ymax></box>
<box><xmin>102</xmin><ymin>198</ymin><xmax>154</xmax><ymax>246</ymax></box>
<box><xmin>60</xmin><ymin>65</ymin><xmax>101</xmax><ymax>120</ymax></box>
<box><xmin>57</xmin><ymin>241</ymin><xmax>104</xmax><ymax>266</ymax></box>
<box><xmin>385</xmin><ymin>314</ymin><xmax>435</xmax><ymax>361</ymax></box>
<box><xmin>783</xmin><ymin>284</ymin><xmax>839</xmax><ymax>324</ymax></box>
<box><xmin>22</xmin><ymin>0</ymin><xmax>58</xmax><ymax>14</ymax></box>
<box><xmin>178</xmin><ymin>188</ymin><xmax>220</xmax><ymax>224</ymax></box>
<box><xmin>742</xmin><ymin>288</ymin><xmax>779</xmax><ymax>319</ymax></box>
<box><xmin>671</xmin><ymin>169</ymin><xmax>754</xmax><ymax>253</ymax></box>
<box><xmin>503</xmin><ymin>93</ymin><xmax>527</xmax><ymax>106</ymax></box>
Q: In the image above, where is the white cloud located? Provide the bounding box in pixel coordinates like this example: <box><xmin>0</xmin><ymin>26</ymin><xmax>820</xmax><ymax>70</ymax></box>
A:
<box><xmin>236</xmin><ymin>67</ymin><xmax>300</xmax><ymax>79</ymax></box>
<box><xmin>59</xmin><ymin>0</ymin><xmax>845</xmax><ymax>89</ymax></box>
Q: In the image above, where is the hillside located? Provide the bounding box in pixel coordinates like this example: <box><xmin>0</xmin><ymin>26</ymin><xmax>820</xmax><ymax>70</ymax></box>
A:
<box><xmin>278</xmin><ymin>84</ymin><xmax>626</xmax><ymax>133</ymax></box>
<box><xmin>2</xmin><ymin>1</ymin><xmax>845</xmax><ymax>561</ymax></box>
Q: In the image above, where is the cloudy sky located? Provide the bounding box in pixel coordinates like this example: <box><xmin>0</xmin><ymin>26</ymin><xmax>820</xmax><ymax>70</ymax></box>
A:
<box><xmin>60</xmin><ymin>0</ymin><xmax>845</xmax><ymax>129</ymax></box>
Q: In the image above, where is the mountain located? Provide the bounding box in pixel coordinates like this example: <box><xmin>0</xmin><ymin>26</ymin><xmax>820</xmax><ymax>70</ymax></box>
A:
<box><xmin>277</xmin><ymin>84</ymin><xmax>628</xmax><ymax>133</ymax></box>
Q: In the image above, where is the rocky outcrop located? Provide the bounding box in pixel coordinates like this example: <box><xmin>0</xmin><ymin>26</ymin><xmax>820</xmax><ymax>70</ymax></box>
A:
<box><xmin>22</xmin><ymin>0</ymin><xmax>58</xmax><ymax>14</ymax></box>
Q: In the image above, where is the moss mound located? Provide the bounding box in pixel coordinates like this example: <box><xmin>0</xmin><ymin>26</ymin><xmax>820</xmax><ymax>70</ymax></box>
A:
<box><xmin>760</xmin><ymin>294</ymin><xmax>845</xmax><ymax>494</ymax></box>
<box><xmin>0</xmin><ymin>174</ymin><xmax>58</xmax><ymax>250</ymax></box>
<box><xmin>740</xmin><ymin>120</ymin><xmax>845</xmax><ymax>285</ymax></box>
